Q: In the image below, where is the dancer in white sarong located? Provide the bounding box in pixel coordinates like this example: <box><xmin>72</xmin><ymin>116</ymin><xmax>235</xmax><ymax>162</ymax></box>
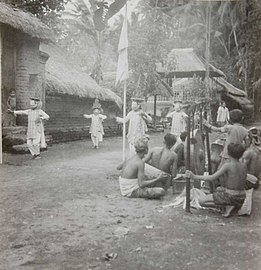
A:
<box><xmin>167</xmin><ymin>102</ymin><xmax>188</xmax><ymax>138</ymax></box>
<box><xmin>116</xmin><ymin>98</ymin><xmax>152</xmax><ymax>155</ymax></box>
<box><xmin>12</xmin><ymin>97</ymin><xmax>49</xmax><ymax>159</ymax></box>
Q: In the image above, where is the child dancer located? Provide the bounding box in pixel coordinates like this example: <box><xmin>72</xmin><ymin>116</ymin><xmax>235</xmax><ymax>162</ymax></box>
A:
<box><xmin>83</xmin><ymin>99</ymin><xmax>107</xmax><ymax>149</ymax></box>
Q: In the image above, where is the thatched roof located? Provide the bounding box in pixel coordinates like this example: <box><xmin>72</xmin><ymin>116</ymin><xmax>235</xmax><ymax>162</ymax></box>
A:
<box><xmin>215</xmin><ymin>77</ymin><xmax>247</xmax><ymax>97</ymax></box>
<box><xmin>214</xmin><ymin>77</ymin><xmax>254</xmax><ymax>115</ymax></box>
<box><xmin>41</xmin><ymin>44</ymin><xmax>122</xmax><ymax>108</ymax></box>
<box><xmin>0</xmin><ymin>3</ymin><xmax>53</xmax><ymax>41</ymax></box>
<box><xmin>157</xmin><ymin>48</ymin><xmax>225</xmax><ymax>78</ymax></box>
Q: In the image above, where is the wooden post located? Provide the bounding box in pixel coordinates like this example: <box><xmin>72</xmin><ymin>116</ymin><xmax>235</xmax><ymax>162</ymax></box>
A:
<box><xmin>199</xmin><ymin>106</ymin><xmax>203</xmax><ymax>132</ymax></box>
<box><xmin>185</xmin><ymin>112</ymin><xmax>191</xmax><ymax>213</ymax></box>
<box><xmin>122</xmin><ymin>80</ymin><xmax>127</xmax><ymax>161</ymax></box>
<box><xmin>0</xmin><ymin>27</ymin><xmax>2</xmax><ymax>164</ymax></box>
<box><xmin>204</xmin><ymin>109</ymin><xmax>213</xmax><ymax>192</ymax></box>
<box><xmin>204</xmin><ymin>2</ymin><xmax>213</xmax><ymax>192</ymax></box>
<box><xmin>153</xmin><ymin>94</ymin><xmax>157</xmax><ymax>129</ymax></box>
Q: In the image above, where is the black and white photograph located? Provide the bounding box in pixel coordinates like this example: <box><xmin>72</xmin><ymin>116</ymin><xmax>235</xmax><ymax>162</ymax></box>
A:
<box><xmin>0</xmin><ymin>0</ymin><xmax>261</xmax><ymax>269</ymax></box>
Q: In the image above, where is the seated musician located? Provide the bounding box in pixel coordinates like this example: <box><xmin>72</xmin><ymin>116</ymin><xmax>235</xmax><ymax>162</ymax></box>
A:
<box><xmin>186</xmin><ymin>143</ymin><xmax>246</xmax><ymax>217</ymax></box>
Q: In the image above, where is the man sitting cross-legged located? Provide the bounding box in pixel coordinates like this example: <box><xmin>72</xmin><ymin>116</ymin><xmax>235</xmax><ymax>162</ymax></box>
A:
<box><xmin>117</xmin><ymin>138</ymin><xmax>169</xmax><ymax>199</ymax></box>
<box><xmin>186</xmin><ymin>143</ymin><xmax>246</xmax><ymax>217</ymax></box>
<box><xmin>143</xmin><ymin>133</ymin><xmax>178</xmax><ymax>189</ymax></box>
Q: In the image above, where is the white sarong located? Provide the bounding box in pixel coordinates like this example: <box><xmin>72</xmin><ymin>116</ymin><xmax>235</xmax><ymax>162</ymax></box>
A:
<box><xmin>119</xmin><ymin>177</ymin><xmax>139</xmax><ymax>197</ymax></box>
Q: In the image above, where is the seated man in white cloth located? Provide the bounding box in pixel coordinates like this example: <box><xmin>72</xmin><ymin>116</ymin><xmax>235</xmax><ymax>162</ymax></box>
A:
<box><xmin>118</xmin><ymin>138</ymin><xmax>169</xmax><ymax>199</ymax></box>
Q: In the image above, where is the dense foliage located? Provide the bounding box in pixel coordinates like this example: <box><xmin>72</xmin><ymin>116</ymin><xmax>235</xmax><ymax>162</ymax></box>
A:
<box><xmin>2</xmin><ymin>0</ymin><xmax>68</xmax><ymax>25</ymax></box>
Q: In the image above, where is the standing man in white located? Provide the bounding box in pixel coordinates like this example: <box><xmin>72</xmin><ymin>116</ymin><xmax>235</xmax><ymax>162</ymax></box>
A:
<box><xmin>167</xmin><ymin>102</ymin><xmax>188</xmax><ymax>148</ymax></box>
<box><xmin>216</xmin><ymin>101</ymin><xmax>230</xmax><ymax>127</ymax></box>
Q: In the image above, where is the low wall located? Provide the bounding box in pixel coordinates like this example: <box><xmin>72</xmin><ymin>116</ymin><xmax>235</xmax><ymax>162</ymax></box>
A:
<box><xmin>45</xmin><ymin>94</ymin><xmax>122</xmax><ymax>143</ymax></box>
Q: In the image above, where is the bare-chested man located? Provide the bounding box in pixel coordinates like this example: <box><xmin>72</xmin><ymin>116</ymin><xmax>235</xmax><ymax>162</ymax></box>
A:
<box><xmin>143</xmin><ymin>133</ymin><xmax>178</xmax><ymax>189</ymax></box>
<box><xmin>186</xmin><ymin>143</ymin><xmax>246</xmax><ymax>217</ymax></box>
<box><xmin>242</xmin><ymin>127</ymin><xmax>261</xmax><ymax>189</ymax></box>
<box><xmin>117</xmin><ymin>138</ymin><xmax>169</xmax><ymax>199</ymax></box>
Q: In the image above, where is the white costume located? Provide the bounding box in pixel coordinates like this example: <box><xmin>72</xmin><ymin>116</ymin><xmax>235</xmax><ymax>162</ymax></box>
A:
<box><xmin>217</xmin><ymin>106</ymin><xmax>229</xmax><ymax>125</ymax></box>
<box><xmin>14</xmin><ymin>104</ymin><xmax>49</xmax><ymax>156</ymax></box>
<box><xmin>84</xmin><ymin>113</ymin><xmax>107</xmax><ymax>148</ymax></box>
<box><xmin>116</xmin><ymin>110</ymin><xmax>152</xmax><ymax>155</ymax></box>
<box><xmin>167</xmin><ymin>110</ymin><xmax>187</xmax><ymax>137</ymax></box>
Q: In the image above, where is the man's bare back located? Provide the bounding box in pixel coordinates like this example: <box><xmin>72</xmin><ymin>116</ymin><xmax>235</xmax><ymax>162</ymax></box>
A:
<box><xmin>222</xmin><ymin>160</ymin><xmax>246</xmax><ymax>190</ymax></box>
<box><xmin>121</xmin><ymin>155</ymin><xmax>143</xmax><ymax>179</ymax></box>
<box><xmin>242</xmin><ymin>146</ymin><xmax>261</xmax><ymax>179</ymax></box>
<box><xmin>148</xmin><ymin>147</ymin><xmax>177</xmax><ymax>175</ymax></box>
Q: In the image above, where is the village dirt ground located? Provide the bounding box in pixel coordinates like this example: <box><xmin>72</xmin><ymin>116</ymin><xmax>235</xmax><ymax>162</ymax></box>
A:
<box><xmin>0</xmin><ymin>132</ymin><xmax>261</xmax><ymax>270</ymax></box>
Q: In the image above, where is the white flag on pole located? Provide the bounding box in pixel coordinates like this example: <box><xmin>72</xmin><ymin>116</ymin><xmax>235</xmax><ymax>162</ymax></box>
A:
<box><xmin>115</xmin><ymin>5</ymin><xmax>129</xmax><ymax>85</ymax></box>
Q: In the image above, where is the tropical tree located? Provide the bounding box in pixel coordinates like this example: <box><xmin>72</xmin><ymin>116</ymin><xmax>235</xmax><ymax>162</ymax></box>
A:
<box><xmin>3</xmin><ymin>0</ymin><xmax>68</xmax><ymax>26</ymax></box>
<box><xmin>127</xmin><ymin>0</ymin><xmax>178</xmax><ymax>98</ymax></box>
<box><xmin>59</xmin><ymin>0</ymin><xmax>127</xmax><ymax>83</ymax></box>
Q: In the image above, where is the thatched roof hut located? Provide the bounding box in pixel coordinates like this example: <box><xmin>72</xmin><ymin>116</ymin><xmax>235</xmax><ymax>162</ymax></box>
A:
<box><xmin>0</xmin><ymin>2</ymin><xmax>53</xmax><ymax>41</ymax></box>
<box><xmin>41</xmin><ymin>44</ymin><xmax>122</xmax><ymax>108</ymax></box>
<box><xmin>157</xmin><ymin>48</ymin><xmax>225</xmax><ymax>78</ymax></box>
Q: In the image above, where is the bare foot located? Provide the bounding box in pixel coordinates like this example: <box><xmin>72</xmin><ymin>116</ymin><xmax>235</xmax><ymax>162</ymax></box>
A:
<box><xmin>222</xmin><ymin>206</ymin><xmax>235</xmax><ymax>218</ymax></box>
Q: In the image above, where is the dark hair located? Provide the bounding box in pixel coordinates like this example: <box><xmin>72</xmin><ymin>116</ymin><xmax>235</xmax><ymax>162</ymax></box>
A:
<box><xmin>164</xmin><ymin>133</ymin><xmax>176</xmax><ymax>148</ymax></box>
<box><xmin>229</xmin><ymin>109</ymin><xmax>243</xmax><ymax>124</ymax></box>
<box><xmin>134</xmin><ymin>138</ymin><xmax>148</xmax><ymax>154</ymax></box>
<box><xmin>180</xmin><ymin>131</ymin><xmax>187</xmax><ymax>142</ymax></box>
<box><xmin>227</xmin><ymin>143</ymin><xmax>245</xmax><ymax>159</ymax></box>
<box><xmin>9</xmin><ymin>88</ymin><xmax>16</xmax><ymax>93</ymax></box>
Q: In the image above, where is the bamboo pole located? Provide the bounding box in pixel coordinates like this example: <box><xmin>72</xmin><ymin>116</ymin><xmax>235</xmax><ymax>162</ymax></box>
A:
<box><xmin>205</xmin><ymin>2</ymin><xmax>212</xmax><ymax>189</ymax></box>
<box><xmin>0</xmin><ymin>28</ymin><xmax>2</xmax><ymax>164</ymax></box>
<box><xmin>185</xmin><ymin>112</ymin><xmax>191</xmax><ymax>213</ymax></box>
<box><xmin>153</xmin><ymin>95</ymin><xmax>157</xmax><ymax>129</ymax></box>
<box><xmin>122</xmin><ymin>80</ymin><xmax>127</xmax><ymax>161</ymax></box>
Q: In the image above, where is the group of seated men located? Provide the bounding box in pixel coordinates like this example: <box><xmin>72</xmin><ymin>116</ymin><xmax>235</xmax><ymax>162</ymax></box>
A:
<box><xmin>117</xmin><ymin>133</ymin><xmax>180</xmax><ymax>199</ymax></box>
<box><xmin>117</xmin><ymin>109</ymin><xmax>261</xmax><ymax>218</ymax></box>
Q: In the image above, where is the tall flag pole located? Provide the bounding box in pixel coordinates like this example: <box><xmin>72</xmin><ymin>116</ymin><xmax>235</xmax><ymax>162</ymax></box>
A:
<box><xmin>116</xmin><ymin>3</ymin><xmax>129</xmax><ymax>161</ymax></box>
<box><xmin>0</xmin><ymin>29</ymin><xmax>2</xmax><ymax>164</ymax></box>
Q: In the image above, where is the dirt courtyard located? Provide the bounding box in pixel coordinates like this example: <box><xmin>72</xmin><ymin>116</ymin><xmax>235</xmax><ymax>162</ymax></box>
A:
<box><xmin>0</xmin><ymin>133</ymin><xmax>261</xmax><ymax>270</ymax></box>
